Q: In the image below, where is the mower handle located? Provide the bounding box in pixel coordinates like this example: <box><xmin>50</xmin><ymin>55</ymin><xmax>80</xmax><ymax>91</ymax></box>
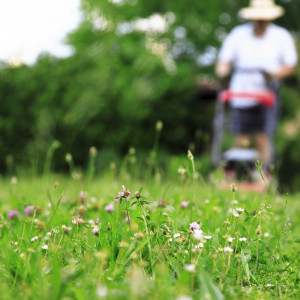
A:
<box><xmin>218</xmin><ymin>89</ymin><xmax>275</xmax><ymax>107</ymax></box>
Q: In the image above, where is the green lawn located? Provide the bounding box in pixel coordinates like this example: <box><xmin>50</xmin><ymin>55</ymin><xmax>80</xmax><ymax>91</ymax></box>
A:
<box><xmin>0</xmin><ymin>168</ymin><xmax>299</xmax><ymax>299</ymax></box>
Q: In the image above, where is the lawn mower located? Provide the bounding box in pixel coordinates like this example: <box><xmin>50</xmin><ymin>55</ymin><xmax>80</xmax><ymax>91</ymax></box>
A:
<box><xmin>211</xmin><ymin>87</ymin><xmax>276</xmax><ymax>191</ymax></box>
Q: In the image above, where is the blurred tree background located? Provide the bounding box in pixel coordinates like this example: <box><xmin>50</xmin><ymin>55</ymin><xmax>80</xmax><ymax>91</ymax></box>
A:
<box><xmin>0</xmin><ymin>0</ymin><xmax>299</xmax><ymax>191</ymax></box>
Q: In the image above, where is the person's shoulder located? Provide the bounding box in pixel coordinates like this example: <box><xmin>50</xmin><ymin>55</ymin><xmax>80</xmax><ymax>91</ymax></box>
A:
<box><xmin>231</xmin><ymin>23</ymin><xmax>251</xmax><ymax>33</ymax></box>
<box><xmin>228</xmin><ymin>23</ymin><xmax>251</xmax><ymax>37</ymax></box>
<box><xmin>269</xmin><ymin>24</ymin><xmax>292</xmax><ymax>38</ymax></box>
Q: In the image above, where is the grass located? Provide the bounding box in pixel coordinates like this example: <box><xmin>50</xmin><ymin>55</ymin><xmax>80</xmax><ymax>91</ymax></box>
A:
<box><xmin>0</xmin><ymin>154</ymin><xmax>300</xmax><ymax>300</ymax></box>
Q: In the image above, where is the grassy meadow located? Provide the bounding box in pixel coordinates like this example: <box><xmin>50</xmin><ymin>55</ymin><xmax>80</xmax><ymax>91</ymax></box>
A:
<box><xmin>0</xmin><ymin>150</ymin><xmax>300</xmax><ymax>300</ymax></box>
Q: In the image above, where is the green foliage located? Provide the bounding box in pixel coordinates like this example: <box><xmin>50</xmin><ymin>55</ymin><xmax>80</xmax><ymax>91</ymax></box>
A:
<box><xmin>0</xmin><ymin>165</ymin><xmax>300</xmax><ymax>299</ymax></box>
<box><xmin>0</xmin><ymin>0</ymin><xmax>299</xmax><ymax>192</ymax></box>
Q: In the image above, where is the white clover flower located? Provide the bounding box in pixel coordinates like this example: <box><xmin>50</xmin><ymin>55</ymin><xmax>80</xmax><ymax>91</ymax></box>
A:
<box><xmin>264</xmin><ymin>232</ymin><xmax>270</xmax><ymax>237</ymax></box>
<box><xmin>174</xmin><ymin>233</ymin><xmax>181</xmax><ymax>239</ymax></box>
<box><xmin>236</xmin><ymin>207</ymin><xmax>244</xmax><ymax>214</ymax></box>
<box><xmin>42</xmin><ymin>245</ymin><xmax>48</xmax><ymax>250</ymax></box>
<box><xmin>239</xmin><ymin>237</ymin><xmax>247</xmax><ymax>242</ymax></box>
<box><xmin>192</xmin><ymin>229</ymin><xmax>204</xmax><ymax>240</ymax></box>
<box><xmin>195</xmin><ymin>243</ymin><xmax>204</xmax><ymax>248</ymax></box>
<box><xmin>204</xmin><ymin>199</ymin><xmax>210</xmax><ymax>204</ymax></box>
<box><xmin>52</xmin><ymin>227</ymin><xmax>59</xmax><ymax>234</ymax></box>
<box><xmin>184</xmin><ymin>264</ymin><xmax>196</xmax><ymax>272</ymax></box>
<box><xmin>178</xmin><ymin>166</ymin><xmax>187</xmax><ymax>175</ymax></box>
<box><xmin>228</xmin><ymin>237</ymin><xmax>235</xmax><ymax>243</ymax></box>
<box><xmin>31</xmin><ymin>236</ymin><xmax>39</xmax><ymax>242</ymax></box>
<box><xmin>224</xmin><ymin>247</ymin><xmax>233</xmax><ymax>253</ymax></box>
<box><xmin>176</xmin><ymin>296</ymin><xmax>193</xmax><ymax>300</ymax></box>
<box><xmin>169</xmin><ymin>238</ymin><xmax>173</xmax><ymax>242</ymax></box>
<box><xmin>204</xmin><ymin>235</ymin><xmax>212</xmax><ymax>240</ymax></box>
<box><xmin>96</xmin><ymin>285</ymin><xmax>108</xmax><ymax>298</ymax></box>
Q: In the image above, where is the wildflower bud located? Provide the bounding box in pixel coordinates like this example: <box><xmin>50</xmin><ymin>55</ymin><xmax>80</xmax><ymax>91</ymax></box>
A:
<box><xmin>158</xmin><ymin>199</ymin><xmax>166</xmax><ymax>208</ymax></box>
<box><xmin>131</xmin><ymin>252</ymin><xmax>138</xmax><ymax>260</ymax></box>
<box><xmin>107</xmin><ymin>222</ymin><xmax>111</xmax><ymax>231</ymax></box>
<box><xmin>256</xmin><ymin>225</ymin><xmax>262</xmax><ymax>235</ymax></box>
<box><xmin>110</xmin><ymin>162</ymin><xmax>116</xmax><ymax>171</ymax></box>
<box><xmin>92</xmin><ymin>203</ymin><xmax>100</xmax><ymax>211</ymax></box>
<box><xmin>178</xmin><ymin>166</ymin><xmax>187</xmax><ymax>175</ymax></box>
<box><xmin>89</xmin><ymin>146</ymin><xmax>97</xmax><ymax>157</ymax></box>
<box><xmin>11</xmin><ymin>176</ymin><xmax>18</xmax><ymax>184</ymax></box>
<box><xmin>230</xmin><ymin>183</ymin><xmax>237</xmax><ymax>192</ymax></box>
<box><xmin>35</xmin><ymin>221</ymin><xmax>45</xmax><ymax>230</ymax></box>
<box><xmin>128</xmin><ymin>147</ymin><xmax>136</xmax><ymax>155</ymax></box>
<box><xmin>119</xmin><ymin>240</ymin><xmax>128</xmax><ymax>248</ymax></box>
<box><xmin>65</xmin><ymin>153</ymin><xmax>73</xmax><ymax>163</ymax></box>
<box><xmin>92</xmin><ymin>227</ymin><xmax>100</xmax><ymax>236</ymax></box>
<box><xmin>79</xmin><ymin>205</ymin><xmax>87</xmax><ymax>215</ymax></box>
<box><xmin>187</xmin><ymin>149</ymin><xmax>194</xmax><ymax>161</ymax></box>
<box><xmin>156</xmin><ymin>120</ymin><xmax>163</xmax><ymax>132</ymax></box>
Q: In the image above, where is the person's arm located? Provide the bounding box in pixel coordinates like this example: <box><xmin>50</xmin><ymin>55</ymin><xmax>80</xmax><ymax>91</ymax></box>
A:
<box><xmin>271</xmin><ymin>65</ymin><xmax>296</xmax><ymax>80</ymax></box>
<box><xmin>215</xmin><ymin>61</ymin><xmax>231</xmax><ymax>79</ymax></box>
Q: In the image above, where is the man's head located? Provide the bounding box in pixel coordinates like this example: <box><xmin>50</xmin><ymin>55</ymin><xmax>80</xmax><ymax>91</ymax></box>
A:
<box><xmin>238</xmin><ymin>0</ymin><xmax>284</xmax><ymax>21</ymax></box>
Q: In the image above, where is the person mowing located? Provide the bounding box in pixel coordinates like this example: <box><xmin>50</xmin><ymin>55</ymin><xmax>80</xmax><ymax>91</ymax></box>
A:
<box><xmin>215</xmin><ymin>0</ymin><xmax>298</xmax><ymax>175</ymax></box>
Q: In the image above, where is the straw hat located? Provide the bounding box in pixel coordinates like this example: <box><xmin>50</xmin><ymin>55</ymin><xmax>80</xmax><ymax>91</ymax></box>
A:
<box><xmin>238</xmin><ymin>0</ymin><xmax>284</xmax><ymax>21</ymax></box>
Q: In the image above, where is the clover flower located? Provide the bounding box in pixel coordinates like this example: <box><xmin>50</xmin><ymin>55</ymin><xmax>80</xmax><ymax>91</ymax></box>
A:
<box><xmin>72</xmin><ymin>217</ymin><xmax>84</xmax><ymax>225</ymax></box>
<box><xmin>105</xmin><ymin>204</ymin><xmax>114</xmax><ymax>212</ymax></box>
<box><xmin>180</xmin><ymin>201</ymin><xmax>189</xmax><ymax>208</ymax></box>
<box><xmin>7</xmin><ymin>210</ymin><xmax>19</xmax><ymax>219</ymax></box>
<box><xmin>41</xmin><ymin>245</ymin><xmax>48</xmax><ymax>250</ymax></box>
<box><xmin>192</xmin><ymin>229</ymin><xmax>204</xmax><ymax>240</ymax></box>
<box><xmin>236</xmin><ymin>207</ymin><xmax>244</xmax><ymax>214</ymax></box>
<box><xmin>195</xmin><ymin>243</ymin><xmax>204</xmax><ymax>249</ymax></box>
<box><xmin>116</xmin><ymin>185</ymin><xmax>132</xmax><ymax>202</ymax></box>
<box><xmin>239</xmin><ymin>237</ymin><xmax>247</xmax><ymax>242</ymax></box>
<box><xmin>62</xmin><ymin>225</ymin><xmax>73</xmax><ymax>233</ymax></box>
<box><xmin>178</xmin><ymin>166</ymin><xmax>187</xmax><ymax>175</ymax></box>
<box><xmin>224</xmin><ymin>247</ymin><xmax>233</xmax><ymax>253</ymax></box>
<box><xmin>24</xmin><ymin>205</ymin><xmax>35</xmax><ymax>216</ymax></box>
<box><xmin>92</xmin><ymin>226</ymin><xmax>100</xmax><ymax>236</ymax></box>
<box><xmin>79</xmin><ymin>191</ymin><xmax>87</xmax><ymax>203</ymax></box>
<box><xmin>184</xmin><ymin>264</ymin><xmax>196</xmax><ymax>273</ymax></box>
<box><xmin>189</xmin><ymin>222</ymin><xmax>200</xmax><ymax>231</ymax></box>
<box><xmin>31</xmin><ymin>236</ymin><xmax>39</xmax><ymax>242</ymax></box>
<box><xmin>158</xmin><ymin>199</ymin><xmax>166</xmax><ymax>207</ymax></box>
<box><xmin>230</xmin><ymin>183</ymin><xmax>237</xmax><ymax>192</ymax></box>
